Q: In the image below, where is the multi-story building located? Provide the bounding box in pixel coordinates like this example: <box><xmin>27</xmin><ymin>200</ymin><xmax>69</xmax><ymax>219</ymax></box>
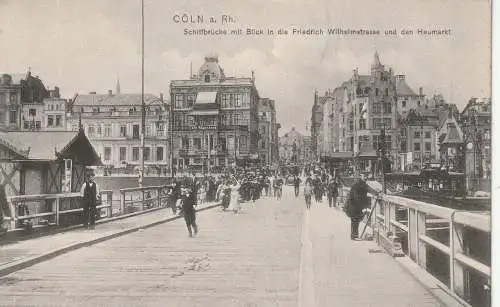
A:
<box><xmin>44</xmin><ymin>87</ymin><xmax>68</xmax><ymax>131</ymax></box>
<box><xmin>460</xmin><ymin>97</ymin><xmax>491</xmax><ymax>182</ymax></box>
<box><xmin>279</xmin><ymin>127</ymin><xmax>312</xmax><ymax>164</ymax></box>
<box><xmin>437</xmin><ymin>110</ymin><xmax>465</xmax><ymax>172</ymax></box>
<box><xmin>395</xmin><ymin>75</ymin><xmax>425</xmax><ymax>116</ymax></box>
<box><xmin>169</xmin><ymin>54</ymin><xmax>261</xmax><ymax>171</ymax></box>
<box><xmin>67</xmin><ymin>88</ymin><xmax>169</xmax><ymax>175</ymax></box>
<box><xmin>314</xmin><ymin>52</ymin><xmax>451</xmax><ymax>174</ymax></box>
<box><xmin>257</xmin><ymin>98</ymin><xmax>280</xmax><ymax>166</ymax></box>
<box><xmin>333</xmin><ymin>52</ymin><xmax>399</xmax><ymax>173</ymax></box>
<box><xmin>310</xmin><ymin>90</ymin><xmax>324</xmax><ymax>159</ymax></box>
<box><xmin>303</xmin><ymin>136</ymin><xmax>314</xmax><ymax>163</ymax></box>
<box><xmin>399</xmin><ymin>106</ymin><xmax>440</xmax><ymax>171</ymax></box>
<box><xmin>0</xmin><ymin>71</ymin><xmax>50</xmax><ymax>131</ymax></box>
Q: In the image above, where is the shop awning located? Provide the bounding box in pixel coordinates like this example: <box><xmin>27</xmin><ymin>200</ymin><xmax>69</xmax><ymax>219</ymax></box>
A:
<box><xmin>357</xmin><ymin>151</ymin><xmax>378</xmax><ymax>159</ymax></box>
<box><xmin>196</xmin><ymin>91</ymin><xmax>218</xmax><ymax>104</ymax></box>
<box><xmin>189</xmin><ymin>109</ymin><xmax>219</xmax><ymax>116</ymax></box>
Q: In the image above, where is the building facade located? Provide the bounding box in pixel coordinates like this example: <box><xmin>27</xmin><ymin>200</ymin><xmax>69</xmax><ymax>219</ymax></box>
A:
<box><xmin>169</xmin><ymin>54</ymin><xmax>261</xmax><ymax>172</ymax></box>
<box><xmin>67</xmin><ymin>88</ymin><xmax>170</xmax><ymax>175</ymax></box>
<box><xmin>312</xmin><ymin>52</ymin><xmax>472</xmax><ymax>175</ymax></box>
<box><xmin>279</xmin><ymin>127</ymin><xmax>312</xmax><ymax>164</ymax></box>
<box><xmin>44</xmin><ymin>87</ymin><xmax>68</xmax><ymax>131</ymax></box>
<box><xmin>257</xmin><ymin>98</ymin><xmax>280</xmax><ymax>166</ymax></box>
<box><xmin>0</xmin><ymin>71</ymin><xmax>50</xmax><ymax>131</ymax></box>
<box><xmin>460</xmin><ymin>97</ymin><xmax>491</xmax><ymax>182</ymax></box>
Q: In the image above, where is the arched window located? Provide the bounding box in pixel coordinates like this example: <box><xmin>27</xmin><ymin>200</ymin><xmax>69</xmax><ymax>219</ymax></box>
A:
<box><xmin>205</xmin><ymin>74</ymin><xmax>210</xmax><ymax>83</ymax></box>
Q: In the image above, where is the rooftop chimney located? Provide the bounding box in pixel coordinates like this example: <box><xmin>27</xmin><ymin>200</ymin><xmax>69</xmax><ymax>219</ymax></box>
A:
<box><xmin>419</xmin><ymin>87</ymin><xmax>423</xmax><ymax>96</ymax></box>
<box><xmin>160</xmin><ymin>93</ymin><xmax>164</xmax><ymax>102</ymax></box>
<box><xmin>251</xmin><ymin>71</ymin><xmax>255</xmax><ymax>82</ymax></box>
<box><xmin>108</xmin><ymin>90</ymin><xmax>113</xmax><ymax>96</ymax></box>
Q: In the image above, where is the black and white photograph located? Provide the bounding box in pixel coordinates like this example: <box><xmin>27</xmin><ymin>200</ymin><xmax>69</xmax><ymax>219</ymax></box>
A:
<box><xmin>0</xmin><ymin>0</ymin><xmax>494</xmax><ymax>306</ymax></box>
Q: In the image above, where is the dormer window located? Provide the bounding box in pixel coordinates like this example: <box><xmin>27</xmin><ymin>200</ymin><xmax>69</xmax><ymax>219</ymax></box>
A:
<box><xmin>205</xmin><ymin>74</ymin><xmax>210</xmax><ymax>83</ymax></box>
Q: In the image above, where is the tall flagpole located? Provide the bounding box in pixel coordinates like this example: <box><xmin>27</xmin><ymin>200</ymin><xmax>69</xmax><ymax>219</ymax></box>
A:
<box><xmin>139</xmin><ymin>0</ymin><xmax>145</xmax><ymax>187</ymax></box>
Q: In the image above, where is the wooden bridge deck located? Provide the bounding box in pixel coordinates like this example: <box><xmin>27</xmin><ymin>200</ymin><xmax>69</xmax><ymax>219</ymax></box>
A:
<box><xmin>0</xmin><ymin>187</ymin><xmax>444</xmax><ymax>306</ymax></box>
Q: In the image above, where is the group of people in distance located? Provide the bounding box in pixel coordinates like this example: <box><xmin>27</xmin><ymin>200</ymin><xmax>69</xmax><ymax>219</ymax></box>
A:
<box><xmin>78</xmin><ymin>164</ymin><xmax>381</xmax><ymax>241</ymax></box>
<box><xmin>164</xmin><ymin>168</ymin><xmax>289</xmax><ymax>237</ymax></box>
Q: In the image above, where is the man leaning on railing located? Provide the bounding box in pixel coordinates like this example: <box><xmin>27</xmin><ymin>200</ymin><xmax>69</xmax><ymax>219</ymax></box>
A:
<box><xmin>80</xmin><ymin>170</ymin><xmax>100</xmax><ymax>230</ymax></box>
<box><xmin>344</xmin><ymin>173</ymin><xmax>381</xmax><ymax>240</ymax></box>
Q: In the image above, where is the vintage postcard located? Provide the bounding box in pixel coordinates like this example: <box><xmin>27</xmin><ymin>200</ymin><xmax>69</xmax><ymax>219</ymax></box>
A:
<box><xmin>0</xmin><ymin>0</ymin><xmax>493</xmax><ymax>306</ymax></box>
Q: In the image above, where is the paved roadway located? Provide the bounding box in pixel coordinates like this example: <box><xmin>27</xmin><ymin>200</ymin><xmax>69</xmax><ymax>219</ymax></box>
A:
<box><xmin>0</xmin><ymin>186</ymin><xmax>442</xmax><ymax>307</ymax></box>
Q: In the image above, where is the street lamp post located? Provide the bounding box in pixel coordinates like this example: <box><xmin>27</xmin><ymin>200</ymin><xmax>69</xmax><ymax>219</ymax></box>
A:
<box><xmin>139</xmin><ymin>0</ymin><xmax>145</xmax><ymax>187</ymax></box>
<box><xmin>420</xmin><ymin>115</ymin><xmax>424</xmax><ymax>169</ymax></box>
<box><xmin>379</xmin><ymin>127</ymin><xmax>387</xmax><ymax>194</ymax></box>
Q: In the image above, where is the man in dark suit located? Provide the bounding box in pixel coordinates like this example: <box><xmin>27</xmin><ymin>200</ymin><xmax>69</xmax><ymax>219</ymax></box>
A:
<box><xmin>345</xmin><ymin>173</ymin><xmax>379</xmax><ymax>240</ymax></box>
<box><xmin>293</xmin><ymin>176</ymin><xmax>302</xmax><ymax>197</ymax></box>
<box><xmin>80</xmin><ymin>171</ymin><xmax>100</xmax><ymax>230</ymax></box>
<box><xmin>181</xmin><ymin>188</ymin><xmax>198</xmax><ymax>237</ymax></box>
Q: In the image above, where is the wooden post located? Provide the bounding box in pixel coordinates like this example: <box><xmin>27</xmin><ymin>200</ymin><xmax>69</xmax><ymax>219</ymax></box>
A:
<box><xmin>120</xmin><ymin>191</ymin><xmax>125</xmax><ymax>214</ymax></box>
<box><xmin>55</xmin><ymin>197</ymin><xmax>60</xmax><ymax>226</ymax></box>
<box><xmin>142</xmin><ymin>189</ymin><xmax>145</xmax><ymax>211</ymax></box>
<box><xmin>450</xmin><ymin>216</ymin><xmax>465</xmax><ymax>297</ymax></box>
<box><xmin>417</xmin><ymin>211</ymin><xmax>427</xmax><ymax>268</ymax></box>
<box><xmin>8</xmin><ymin>200</ymin><xmax>16</xmax><ymax>230</ymax></box>
<box><xmin>106</xmin><ymin>192</ymin><xmax>112</xmax><ymax>218</ymax></box>
<box><xmin>157</xmin><ymin>187</ymin><xmax>161</xmax><ymax>208</ymax></box>
<box><xmin>389</xmin><ymin>202</ymin><xmax>396</xmax><ymax>235</ymax></box>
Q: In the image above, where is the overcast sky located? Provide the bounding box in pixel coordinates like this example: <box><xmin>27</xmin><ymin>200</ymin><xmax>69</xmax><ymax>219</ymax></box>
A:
<box><xmin>0</xmin><ymin>0</ymin><xmax>491</xmax><ymax>135</ymax></box>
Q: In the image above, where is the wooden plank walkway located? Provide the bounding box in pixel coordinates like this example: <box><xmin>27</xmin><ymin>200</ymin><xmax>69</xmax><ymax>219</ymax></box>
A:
<box><xmin>0</xmin><ymin>187</ymin><xmax>444</xmax><ymax>306</ymax></box>
<box><xmin>303</xmin><ymin>199</ymin><xmax>443</xmax><ymax>307</ymax></box>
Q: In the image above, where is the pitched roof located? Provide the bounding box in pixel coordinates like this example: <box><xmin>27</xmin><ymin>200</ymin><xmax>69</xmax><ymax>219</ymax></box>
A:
<box><xmin>0</xmin><ymin>131</ymin><xmax>77</xmax><ymax>160</ymax></box>
<box><xmin>0</xmin><ymin>131</ymin><xmax>101</xmax><ymax>164</ymax></box>
<box><xmin>72</xmin><ymin>93</ymin><xmax>162</xmax><ymax>106</ymax></box>
<box><xmin>396</xmin><ymin>79</ymin><xmax>417</xmax><ymax>96</ymax></box>
<box><xmin>442</xmin><ymin>125</ymin><xmax>463</xmax><ymax>144</ymax></box>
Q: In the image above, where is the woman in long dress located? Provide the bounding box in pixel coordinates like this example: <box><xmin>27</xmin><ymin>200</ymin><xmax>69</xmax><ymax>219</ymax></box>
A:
<box><xmin>228</xmin><ymin>180</ymin><xmax>241</xmax><ymax>214</ymax></box>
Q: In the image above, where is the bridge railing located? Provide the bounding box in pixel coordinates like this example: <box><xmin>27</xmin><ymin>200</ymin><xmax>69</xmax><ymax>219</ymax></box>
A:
<box><xmin>341</xmin><ymin>185</ymin><xmax>491</xmax><ymax>307</ymax></box>
<box><xmin>118</xmin><ymin>185</ymin><xmax>173</xmax><ymax>214</ymax></box>
<box><xmin>4</xmin><ymin>190</ymin><xmax>114</xmax><ymax>231</ymax></box>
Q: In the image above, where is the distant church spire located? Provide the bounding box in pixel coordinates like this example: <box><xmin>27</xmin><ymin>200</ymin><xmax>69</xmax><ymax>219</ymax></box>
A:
<box><xmin>373</xmin><ymin>51</ymin><xmax>381</xmax><ymax>67</ymax></box>
<box><xmin>116</xmin><ymin>76</ymin><xmax>121</xmax><ymax>94</ymax></box>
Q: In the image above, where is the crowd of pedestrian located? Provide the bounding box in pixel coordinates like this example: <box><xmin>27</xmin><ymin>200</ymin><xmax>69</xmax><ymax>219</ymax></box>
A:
<box><xmin>164</xmin><ymin>167</ymin><xmax>290</xmax><ymax>237</ymax></box>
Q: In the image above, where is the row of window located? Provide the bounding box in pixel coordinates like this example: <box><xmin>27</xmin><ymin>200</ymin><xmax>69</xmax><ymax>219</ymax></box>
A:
<box><xmin>413</xmin><ymin>142</ymin><xmax>433</xmax><ymax>152</ymax></box>
<box><xmin>178</xmin><ymin>135</ymin><xmax>248</xmax><ymax>151</ymax></box>
<box><xmin>219</xmin><ymin>93</ymin><xmax>250</xmax><ymax>109</ymax></box>
<box><xmin>352</xmin><ymin>135</ymin><xmax>433</xmax><ymax>153</ymax></box>
<box><xmin>82</xmin><ymin>106</ymin><xmax>163</xmax><ymax>116</ymax></box>
<box><xmin>173</xmin><ymin>92</ymin><xmax>251</xmax><ymax>109</ymax></box>
<box><xmin>87</xmin><ymin>123</ymin><xmax>165</xmax><ymax>138</ymax></box>
<box><xmin>372</xmin><ymin>103</ymin><xmax>392</xmax><ymax>114</ymax></box>
<box><xmin>46</xmin><ymin>104</ymin><xmax>63</xmax><ymax>111</ymax></box>
<box><xmin>414</xmin><ymin>131</ymin><xmax>432</xmax><ymax>139</ymax></box>
<box><xmin>172</xmin><ymin>113</ymin><xmax>250</xmax><ymax>129</ymax></box>
<box><xmin>103</xmin><ymin>146</ymin><xmax>165</xmax><ymax>162</ymax></box>
<box><xmin>47</xmin><ymin>115</ymin><xmax>63</xmax><ymax>127</ymax></box>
